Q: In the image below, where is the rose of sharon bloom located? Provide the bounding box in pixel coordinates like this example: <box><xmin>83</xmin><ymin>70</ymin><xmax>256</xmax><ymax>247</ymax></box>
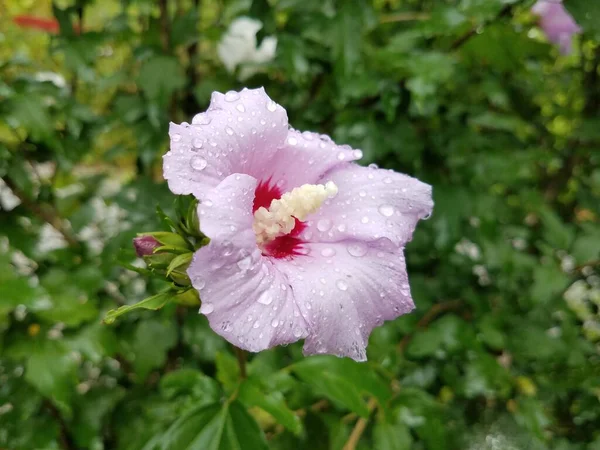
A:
<box><xmin>217</xmin><ymin>17</ymin><xmax>277</xmax><ymax>80</ymax></box>
<box><xmin>163</xmin><ymin>88</ymin><xmax>433</xmax><ymax>361</ymax></box>
<box><xmin>531</xmin><ymin>0</ymin><xmax>581</xmax><ymax>55</ymax></box>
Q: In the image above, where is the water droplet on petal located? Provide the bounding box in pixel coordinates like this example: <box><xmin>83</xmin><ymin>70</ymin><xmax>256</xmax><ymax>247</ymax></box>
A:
<box><xmin>317</xmin><ymin>219</ymin><xmax>332</xmax><ymax>232</ymax></box>
<box><xmin>266</xmin><ymin>100</ymin><xmax>277</xmax><ymax>112</ymax></box>
<box><xmin>225</xmin><ymin>91</ymin><xmax>240</xmax><ymax>102</ymax></box>
<box><xmin>287</xmin><ymin>136</ymin><xmax>298</xmax><ymax>146</ymax></box>
<box><xmin>378</xmin><ymin>204</ymin><xmax>395</xmax><ymax>217</ymax></box>
<box><xmin>293</xmin><ymin>328</ymin><xmax>303</xmax><ymax>337</ymax></box>
<box><xmin>321</xmin><ymin>247</ymin><xmax>336</xmax><ymax>257</ymax></box>
<box><xmin>352</xmin><ymin>149</ymin><xmax>363</xmax><ymax>159</ymax></box>
<box><xmin>225</xmin><ymin>126</ymin><xmax>234</xmax><ymax>136</ymax></box>
<box><xmin>237</xmin><ymin>256</ymin><xmax>252</xmax><ymax>271</ymax></box>
<box><xmin>192</xmin><ymin>113</ymin><xmax>211</xmax><ymax>125</ymax></box>
<box><xmin>200</xmin><ymin>302</ymin><xmax>214</xmax><ymax>314</ymax></box>
<box><xmin>347</xmin><ymin>242</ymin><xmax>368</xmax><ymax>257</ymax></box>
<box><xmin>193</xmin><ymin>276</ymin><xmax>206</xmax><ymax>289</ymax></box>
<box><xmin>253</xmin><ymin>320</ymin><xmax>260</xmax><ymax>329</ymax></box>
<box><xmin>271</xmin><ymin>318</ymin><xmax>279</xmax><ymax>327</ymax></box>
<box><xmin>336</xmin><ymin>279</ymin><xmax>348</xmax><ymax>291</ymax></box>
<box><xmin>361</xmin><ymin>216</ymin><xmax>369</xmax><ymax>224</ymax></box>
<box><xmin>190</xmin><ymin>156</ymin><xmax>207</xmax><ymax>171</ymax></box>
<box><xmin>383</xmin><ymin>177</ymin><xmax>392</xmax><ymax>184</ymax></box>
<box><xmin>192</xmin><ymin>138</ymin><xmax>203</xmax><ymax>149</ymax></box>
<box><xmin>236</xmin><ymin>103</ymin><xmax>245</xmax><ymax>112</ymax></box>
<box><xmin>257</xmin><ymin>291</ymin><xmax>273</xmax><ymax>305</ymax></box>
<box><xmin>337</xmin><ymin>152</ymin><xmax>346</xmax><ymax>161</ymax></box>
<box><xmin>359</xmin><ymin>190</ymin><xmax>367</xmax><ymax>197</ymax></box>
<box><xmin>172</xmin><ymin>133</ymin><xmax>181</xmax><ymax>142</ymax></box>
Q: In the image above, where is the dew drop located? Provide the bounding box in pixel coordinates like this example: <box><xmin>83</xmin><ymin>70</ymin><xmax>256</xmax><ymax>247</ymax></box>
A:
<box><xmin>287</xmin><ymin>136</ymin><xmax>298</xmax><ymax>146</ymax></box>
<box><xmin>293</xmin><ymin>328</ymin><xmax>303</xmax><ymax>338</ymax></box>
<box><xmin>200</xmin><ymin>302</ymin><xmax>214</xmax><ymax>314</ymax></box>
<box><xmin>192</xmin><ymin>113</ymin><xmax>211</xmax><ymax>125</ymax></box>
<box><xmin>336</xmin><ymin>279</ymin><xmax>348</xmax><ymax>291</ymax></box>
<box><xmin>361</xmin><ymin>216</ymin><xmax>369</xmax><ymax>224</ymax></box>
<box><xmin>193</xmin><ymin>276</ymin><xmax>206</xmax><ymax>289</ymax></box>
<box><xmin>253</xmin><ymin>320</ymin><xmax>260</xmax><ymax>329</ymax></box>
<box><xmin>359</xmin><ymin>190</ymin><xmax>366</xmax><ymax>197</ymax></box>
<box><xmin>383</xmin><ymin>177</ymin><xmax>392</xmax><ymax>184</ymax></box>
<box><xmin>190</xmin><ymin>156</ymin><xmax>207</xmax><ymax>171</ymax></box>
<box><xmin>237</xmin><ymin>256</ymin><xmax>252</xmax><ymax>271</ymax></box>
<box><xmin>225</xmin><ymin>126</ymin><xmax>234</xmax><ymax>136</ymax></box>
<box><xmin>317</xmin><ymin>219</ymin><xmax>332</xmax><ymax>232</ymax></box>
<box><xmin>271</xmin><ymin>318</ymin><xmax>279</xmax><ymax>327</ymax></box>
<box><xmin>172</xmin><ymin>133</ymin><xmax>181</xmax><ymax>142</ymax></box>
<box><xmin>378</xmin><ymin>204</ymin><xmax>395</xmax><ymax>217</ymax></box>
<box><xmin>347</xmin><ymin>242</ymin><xmax>368</xmax><ymax>257</ymax></box>
<box><xmin>236</xmin><ymin>103</ymin><xmax>246</xmax><ymax>113</ymax></box>
<box><xmin>192</xmin><ymin>138</ymin><xmax>203</xmax><ymax>149</ymax></box>
<box><xmin>266</xmin><ymin>100</ymin><xmax>277</xmax><ymax>112</ymax></box>
<box><xmin>352</xmin><ymin>149</ymin><xmax>363</xmax><ymax>159</ymax></box>
<box><xmin>337</xmin><ymin>152</ymin><xmax>346</xmax><ymax>161</ymax></box>
<box><xmin>321</xmin><ymin>247</ymin><xmax>336</xmax><ymax>257</ymax></box>
<box><xmin>257</xmin><ymin>291</ymin><xmax>273</xmax><ymax>305</ymax></box>
<box><xmin>225</xmin><ymin>91</ymin><xmax>240</xmax><ymax>102</ymax></box>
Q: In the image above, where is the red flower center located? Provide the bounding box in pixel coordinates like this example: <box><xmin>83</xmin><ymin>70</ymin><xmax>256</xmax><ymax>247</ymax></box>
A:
<box><xmin>253</xmin><ymin>179</ymin><xmax>306</xmax><ymax>259</ymax></box>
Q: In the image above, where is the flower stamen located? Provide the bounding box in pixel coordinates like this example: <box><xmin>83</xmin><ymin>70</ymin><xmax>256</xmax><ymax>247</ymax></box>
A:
<box><xmin>253</xmin><ymin>181</ymin><xmax>338</xmax><ymax>245</ymax></box>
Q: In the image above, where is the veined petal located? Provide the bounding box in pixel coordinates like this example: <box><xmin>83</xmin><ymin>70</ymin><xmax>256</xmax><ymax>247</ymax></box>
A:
<box><xmin>188</xmin><ymin>173</ymin><xmax>309</xmax><ymax>351</ymax></box>
<box><xmin>276</xmin><ymin>241</ymin><xmax>415</xmax><ymax>361</ymax></box>
<box><xmin>304</xmin><ymin>164</ymin><xmax>433</xmax><ymax>247</ymax></box>
<box><xmin>163</xmin><ymin>87</ymin><xmax>288</xmax><ymax>200</ymax></box>
<box><xmin>267</xmin><ymin>130</ymin><xmax>363</xmax><ymax>191</ymax></box>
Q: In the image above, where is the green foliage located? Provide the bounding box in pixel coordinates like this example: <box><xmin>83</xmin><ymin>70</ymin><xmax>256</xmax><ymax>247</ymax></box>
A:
<box><xmin>1</xmin><ymin>0</ymin><xmax>600</xmax><ymax>449</ymax></box>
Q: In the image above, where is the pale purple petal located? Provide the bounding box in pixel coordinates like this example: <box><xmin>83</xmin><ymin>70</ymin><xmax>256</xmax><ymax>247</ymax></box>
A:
<box><xmin>302</xmin><ymin>164</ymin><xmax>433</xmax><ymax>247</ymax></box>
<box><xmin>163</xmin><ymin>88</ymin><xmax>288</xmax><ymax>200</ymax></box>
<box><xmin>188</xmin><ymin>173</ymin><xmax>309</xmax><ymax>351</ymax></box>
<box><xmin>532</xmin><ymin>0</ymin><xmax>581</xmax><ymax>55</ymax></box>
<box><xmin>266</xmin><ymin>130</ymin><xmax>363</xmax><ymax>192</ymax></box>
<box><xmin>276</xmin><ymin>240</ymin><xmax>414</xmax><ymax>361</ymax></box>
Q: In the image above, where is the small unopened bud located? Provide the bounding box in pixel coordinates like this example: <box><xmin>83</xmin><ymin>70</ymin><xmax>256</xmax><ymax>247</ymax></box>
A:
<box><xmin>133</xmin><ymin>236</ymin><xmax>160</xmax><ymax>257</ymax></box>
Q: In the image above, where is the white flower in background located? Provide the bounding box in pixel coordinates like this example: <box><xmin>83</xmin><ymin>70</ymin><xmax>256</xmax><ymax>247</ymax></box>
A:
<box><xmin>217</xmin><ymin>17</ymin><xmax>277</xmax><ymax>80</ymax></box>
<box><xmin>37</xmin><ymin>224</ymin><xmax>68</xmax><ymax>253</ymax></box>
<box><xmin>0</xmin><ymin>179</ymin><xmax>21</xmax><ymax>211</ymax></box>
<box><xmin>34</xmin><ymin>71</ymin><xmax>67</xmax><ymax>89</ymax></box>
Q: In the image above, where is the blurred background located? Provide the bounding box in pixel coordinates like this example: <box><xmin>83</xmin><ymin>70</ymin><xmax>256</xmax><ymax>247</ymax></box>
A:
<box><xmin>1</xmin><ymin>0</ymin><xmax>599</xmax><ymax>449</ymax></box>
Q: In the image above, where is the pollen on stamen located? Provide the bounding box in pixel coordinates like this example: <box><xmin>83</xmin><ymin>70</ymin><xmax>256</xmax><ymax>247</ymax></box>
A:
<box><xmin>253</xmin><ymin>181</ymin><xmax>338</xmax><ymax>246</ymax></box>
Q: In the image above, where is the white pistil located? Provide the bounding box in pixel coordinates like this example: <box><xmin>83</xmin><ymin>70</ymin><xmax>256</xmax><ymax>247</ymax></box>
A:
<box><xmin>253</xmin><ymin>181</ymin><xmax>338</xmax><ymax>245</ymax></box>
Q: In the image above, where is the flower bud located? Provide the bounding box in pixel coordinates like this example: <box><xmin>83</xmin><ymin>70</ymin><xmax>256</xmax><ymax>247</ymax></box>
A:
<box><xmin>133</xmin><ymin>235</ymin><xmax>161</xmax><ymax>257</ymax></box>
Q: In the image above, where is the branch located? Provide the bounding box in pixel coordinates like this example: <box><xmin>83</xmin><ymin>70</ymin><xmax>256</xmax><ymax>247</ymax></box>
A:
<box><xmin>398</xmin><ymin>300</ymin><xmax>465</xmax><ymax>353</ymax></box>
<box><xmin>2</xmin><ymin>177</ymin><xmax>80</xmax><ymax>248</ymax></box>
<box><xmin>158</xmin><ymin>0</ymin><xmax>171</xmax><ymax>51</ymax></box>
<box><xmin>380</xmin><ymin>12</ymin><xmax>430</xmax><ymax>24</ymax></box>
<box><xmin>341</xmin><ymin>397</ymin><xmax>378</xmax><ymax>450</ymax></box>
<box><xmin>450</xmin><ymin>4</ymin><xmax>513</xmax><ymax>50</ymax></box>
<box><xmin>44</xmin><ymin>400</ymin><xmax>75</xmax><ymax>450</ymax></box>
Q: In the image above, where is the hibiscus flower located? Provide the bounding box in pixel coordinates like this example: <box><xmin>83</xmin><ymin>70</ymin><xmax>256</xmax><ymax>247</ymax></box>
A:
<box><xmin>163</xmin><ymin>88</ymin><xmax>433</xmax><ymax>361</ymax></box>
<box><xmin>532</xmin><ymin>0</ymin><xmax>581</xmax><ymax>55</ymax></box>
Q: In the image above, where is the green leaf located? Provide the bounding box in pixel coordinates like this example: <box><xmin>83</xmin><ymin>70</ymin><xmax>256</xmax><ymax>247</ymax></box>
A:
<box><xmin>291</xmin><ymin>355</ymin><xmax>391</xmax><ymax>417</ymax></box>
<box><xmin>166</xmin><ymin>252</ymin><xmax>193</xmax><ymax>277</ymax></box>
<box><xmin>138</xmin><ymin>56</ymin><xmax>186</xmax><ymax>104</ymax></box>
<box><xmin>215</xmin><ymin>351</ymin><xmax>240</xmax><ymax>393</ymax></box>
<box><xmin>239</xmin><ymin>378</ymin><xmax>302</xmax><ymax>435</ymax></box>
<box><xmin>25</xmin><ymin>341</ymin><xmax>79</xmax><ymax>418</ymax></box>
<box><xmin>104</xmin><ymin>291</ymin><xmax>172</xmax><ymax>324</ymax></box>
<box><xmin>373</xmin><ymin>421</ymin><xmax>412</xmax><ymax>450</ymax></box>
<box><xmin>159</xmin><ymin>401</ymin><xmax>268</xmax><ymax>450</ymax></box>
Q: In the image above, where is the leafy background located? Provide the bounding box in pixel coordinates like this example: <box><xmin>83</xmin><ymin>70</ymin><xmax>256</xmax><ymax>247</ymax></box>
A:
<box><xmin>1</xmin><ymin>0</ymin><xmax>600</xmax><ymax>449</ymax></box>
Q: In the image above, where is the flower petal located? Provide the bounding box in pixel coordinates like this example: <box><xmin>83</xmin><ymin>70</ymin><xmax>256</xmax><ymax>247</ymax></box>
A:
<box><xmin>188</xmin><ymin>173</ymin><xmax>309</xmax><ymax>352</ymax></box>
<box><xmin>276</xmin><ymin>240</ymin><xmax>415</xmax><ymax>361</ymax></box>
<box><xmin>267</xmin><ymin>130</ymin><xmax>363</xmax><ymax>191</ymax></box>
<box><xmin>163</xmin><ymin>87</ymin><xmax>288</xmax><ymax>200</ymax></box>
<box><xmin>304</xmin><ymin>164</ymin><xmax>433</xmax><ymax>247</ymax></box>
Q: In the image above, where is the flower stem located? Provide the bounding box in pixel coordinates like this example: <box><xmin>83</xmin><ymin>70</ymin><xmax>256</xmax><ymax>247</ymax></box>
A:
<box><xmin>233</xmin><ymin>346</ymin><xmax>247</xmax><ymax>379</ymax></box>
<box><xmin>342</xmin><ymin>397</ymin><xmax>378</xmax><ymax>450</ymax></box>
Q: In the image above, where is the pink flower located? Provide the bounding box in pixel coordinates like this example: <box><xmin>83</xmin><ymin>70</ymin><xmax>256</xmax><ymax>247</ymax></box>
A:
<box><xmin>532</xmin><ymin>0</ymin><xmax>581</xmax><ymax>55</ymax></box>
<box><xmin>163</xmin><ymin>88</ymin><xmax>433</xmax><ymax>361</ymax></box>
